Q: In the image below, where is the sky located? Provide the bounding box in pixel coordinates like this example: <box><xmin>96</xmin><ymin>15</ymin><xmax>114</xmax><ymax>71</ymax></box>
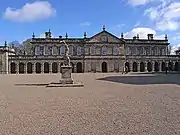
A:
<box><xmin>0</xmin><ymin>0</ymin><xmax>180</xmax><ymax>53</ymax></box>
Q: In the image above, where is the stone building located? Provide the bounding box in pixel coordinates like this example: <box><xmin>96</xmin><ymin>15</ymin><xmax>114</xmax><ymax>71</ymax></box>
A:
<box><xmin>1</xmin><ymin>26</ymin><xmax>180</xmax><ymax>74</ymax></box>
<box><xmin>0</xmin><ymin>42</ymin><xmax>15</xmax><ymax>74</ymax></box>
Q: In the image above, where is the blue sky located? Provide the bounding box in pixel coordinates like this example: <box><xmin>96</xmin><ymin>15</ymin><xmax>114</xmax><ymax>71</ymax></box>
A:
<box><xmin>0</xmin><ymin>0</ymin><xmax>180</xmax><ymax>53</ymax></box>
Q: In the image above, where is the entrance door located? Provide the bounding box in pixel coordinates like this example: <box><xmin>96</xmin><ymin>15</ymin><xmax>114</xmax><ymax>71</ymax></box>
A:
<box><xmin>19</xmin><ymin>63</ymin><xmax>25</xmax><ymax>74</ymax></box>
<box><xmin>27</xmin><ymin>62</ymin><xmax>33</xmax><ymax>74</ymax></box>
<box><xmin>154</xmin><ymin>62</ymin><xmax>159</xmax><ymax>72</ymax></box>
<box><xmin>77</xmin><ymin>62</ymin><xmax>83</xmax><ymax>73</ymax></box>
<box><xmin>44</xmin><ymin>62</ymin><xmax>49</xmax><ymax>73</ymax></box>
<box><xmin>102</xmin><ymin>62</ymin><xmax>107</xmax><ymax>73</ymax></box>
<box><xmin>133</xmin><ymin>62</ymin><xmax>138</xmax><ymax>72</ymax></box>
<box><xmin>140</xmin><ymin>62</ymin><xmax>145</xmax><ymax>72</ymax></box>
<box><xmin>175</xmin><ymin>62</ymin><xmax>179</xmax><ymax>71</ymax></box>
<box><xmin>52</xmin><ymin>62</ymin><xmax>58</xmax><ymax>73</ymax></box>
<box><xmin>147</xmin><ymin>62</ymin><xmax>152</xmax><ymax>72</ymax></box>
<box><xmin>36</xmin><ymin>63</ymin><xmax>41</xmax><ymax>74</ymax></box>
<box><xmin>10</xmin><ymin>63</ymin><xmax>16</xmax><ymax>74</ymax></box>
<box><xmin>161</xmin><ymin>62</ymin><xmax>166</xmax><ymax>71</ymax></box>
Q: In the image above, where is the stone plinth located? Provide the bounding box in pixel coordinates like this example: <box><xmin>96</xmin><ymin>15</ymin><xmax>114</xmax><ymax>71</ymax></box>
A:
<box><xmin>47</xmin><ymin>65</ymin><xmax>84</xmax><ymax>87</ymax></box>
<box><xmin>60</xmin><ymin>65</ymin><xmax>73</xmax><ymax>84</ymax></box>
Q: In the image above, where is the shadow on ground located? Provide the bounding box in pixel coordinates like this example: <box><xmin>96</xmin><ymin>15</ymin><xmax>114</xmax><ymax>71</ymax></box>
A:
<box><xmin>97</xmin><ymin>73</ymin><xmax>180</xmax><ymax>85</ymax></box>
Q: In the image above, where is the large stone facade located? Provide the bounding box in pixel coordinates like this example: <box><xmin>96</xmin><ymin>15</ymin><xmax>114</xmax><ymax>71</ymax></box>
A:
<box><xmin>0</xmin><ymin>44</ymin><xmax>15</xmax><ymax>74</ymax></box>
<box><xmin>1</xmin><ymin>27</ymin><xmax>180</xmax><ymax>74</ymax></box>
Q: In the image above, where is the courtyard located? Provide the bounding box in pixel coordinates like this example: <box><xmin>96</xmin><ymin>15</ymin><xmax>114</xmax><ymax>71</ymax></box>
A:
<box><xmin>0</xmin><ymin>73</ymin><xmax>180</xmax><ymax>135</ymax></box>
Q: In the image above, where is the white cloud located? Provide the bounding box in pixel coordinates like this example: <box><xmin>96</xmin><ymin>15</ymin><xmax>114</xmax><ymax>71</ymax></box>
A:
<box><xmin>163</xmin><ymin>2</ymin><xmax>180</xmax><ymax>20</ymax></box>
<box><xmin>124</xmin><ymin>27</ymin><xmax>156</xmax><ymax>39</ymax></box>
<box><xmin>171</xmin><ymin>44</ymin><xmax>180</xmax><ymax>54</ymax></box>
<box><xmin>3</xmin><ymin>1</ymin><xmax>56</xmax><ymax>22</ymax></box>
<box><xmin>124</xmin><ymin>27</ymin><xmax>169</xmax><ymax>40</ymax></box>
<box><xmin>128</xmin><ymin>0</ymin><xmax>152</xmax><ymax>6</ymax></box>
<box><xmin>156</xmin><ymin>19</ymin><xmax>180</xmax><ymax>31</ymax></box>
<box><xmin>80</xmin><ymin>21</ymin><xmax>91</xmax><ymax>26</ymax></box>
<box><xmin>144</xmin><ymin>1</ymin><xmax>180</xmax><ymax>31</ymax></box>
<box><xmin>144</xmin><ymin>7</ymin><xmax>159</xmax><ymax>20</ymax></box>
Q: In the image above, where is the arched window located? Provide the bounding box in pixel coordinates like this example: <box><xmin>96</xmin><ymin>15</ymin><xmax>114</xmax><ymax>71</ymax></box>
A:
<box><xmin>77</xmin><ymin>46</ymin><xmax>82</xmax><ymax>56</ymax></box>
<box><xmin>155</xmin><ymin>47</ymin><xmax>158</xmax><ymax>55</ymax></box>
<box><xmin>35</xmin><ymin>46</ymin><xmax>40</xmax><ymax>55</ymax></box>
<box><xmin>113</xmin><ymin>46</ymin><xmax>119</xmax><ymax>55</ymax></box>
<box><xmin>69</xmin><ymin>46</ymin><xmax>74</xmax><ymax>56</ymax></box>
<box><xmin>101</xmin><ymin>45</ymin><xmax>107</xmax><ymax>56</ymax></box>
<box><xmin>60</xmin><ymin>45</ymin><xmax>65</xmax><ymax>56</ymax></box>
<box><xmin>90</xmin><ymin>46</ymin><xmax>95</xmax><ymax>55</ymax></box>
<box><xmin>52</xmin><ymin>46</ymin><xmax>58</xmax><ymax>55</ymax></box>
<box><xmin>140</xmin><ymin>47</ymin><xmax>144</xmax><ymax>55</ymax></box>
<box><xmin>44</xmin><ymin>46</ymin><xmax>50</xmax><ymax>55</ymax></box>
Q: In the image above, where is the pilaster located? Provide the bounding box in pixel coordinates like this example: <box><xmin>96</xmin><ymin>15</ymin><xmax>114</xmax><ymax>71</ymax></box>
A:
<box><xmin>41</xmin><ymin>62</ymin><xmax>44</xmax><ymax>73</ymax></box>
<box><xmin>33</xmin><ymin>63</ymin><xmax>35</xmax><ymax>73</ymax></box>
<box><xmin>49</xmin><ymin>63</ymin><xmax>52</xmax><ymax>73</ymax></box>
<box><xmin>16</xmin><ymin>63</ymin><xmax>19</xmax><ymax>74</ymax></box>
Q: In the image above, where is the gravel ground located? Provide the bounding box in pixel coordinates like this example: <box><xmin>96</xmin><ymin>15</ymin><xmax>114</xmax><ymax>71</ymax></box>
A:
<box><xmin>0</xmin><ymin>73</ymin><xmax>180</xmax><ymax>135</ymax></box>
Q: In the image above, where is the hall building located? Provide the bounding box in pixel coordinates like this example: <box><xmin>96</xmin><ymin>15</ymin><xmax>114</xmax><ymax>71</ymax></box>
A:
<box><xmin>1</xmin><ymin>26</ymin><xmax>180</xmax><ymax>74</ymax></box>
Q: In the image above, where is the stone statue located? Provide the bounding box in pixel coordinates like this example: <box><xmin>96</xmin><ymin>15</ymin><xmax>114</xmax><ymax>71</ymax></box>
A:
<box><xmin>63</xmin><ymin>41</ymin><xmax>70</xmax><ymax>66</ymax></box>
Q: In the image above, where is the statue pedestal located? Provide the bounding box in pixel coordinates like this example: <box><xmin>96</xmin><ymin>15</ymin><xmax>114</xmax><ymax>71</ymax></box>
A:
<box><xmin>59</xmin><ymin>66</ymin><xmax>73</xmax><ymax>84</ymax></box>
<box><xmin>47</xmin><ymin>65</ymin><xmax>84</xmax><ymax>87</ymax></box>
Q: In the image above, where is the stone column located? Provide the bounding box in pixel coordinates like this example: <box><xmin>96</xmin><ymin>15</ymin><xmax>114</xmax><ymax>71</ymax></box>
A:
<box><xmin>144</xmin><ymin>62</ymin><xmax>147</xmax><ymax>72</ymax></box>
<box><xmin>33</xmin><ymin>63</ymin><xmax>36</xmax><ymax>74</ymax></box>
<box><xmin>58</xmin><ymin>63</ymin><xmax>60</xmax><ymax>73</ymax></box>
<box><xmin>16</xmin><ymin>63</ymin><xmax>19</xmax><ymax>74</ymax></box>
<box><xmin>166</xmin><ymin>62</ymin><xmax>168</xmax><ymax>68</ymax></box>
<box><xmin>41</xmin><ymin>62</ymin><xmax>44</xmax><ymax>74</ymax></box>
<box><xmin>74</xmin><ymin>63</ymin><xmax>77</xmax><ymax>73</ymax></box>
<box><xmin>8</xmin><ymin>62</ymin><xmax>11</xmax><ymax>74</ymax></box>
<box><xmin>24</xmin><ymin>63</ymin><xmax>27</xmax><ymax>74</ymax></box>
<box><xmin>172</xmin><ymin>62</ymin><xmax>175</xmax><ymax>71</ymax></box>
<box><xmin>159</xmin><ymin>62</ymin><xmax>162</xmax><ymax>72</ymax></box>
<box><xmin>49</xmin><ymin>62</ymin><xmax>52</xmax><ymax>73</ymax></box>
<box><xmin>137</xmin><ymin>62</ymin><xmax>140</xmax><ymax>72</ymax></box>
<box><xmin>152</xmin><ymin>62</ymin><xmax>155</xmax><ymax>72</ymax></box>
<box><xmin>130</xmin><ymin>62</ymin><xmax>133</xmax><ymax>72</ymax></box>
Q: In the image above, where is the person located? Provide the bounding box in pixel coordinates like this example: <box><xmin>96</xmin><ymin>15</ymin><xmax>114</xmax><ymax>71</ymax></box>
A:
<box><xmin>165</xmin><ymin>66</ymin><xmax>168</xmax><ymax>74</ymax></box>
<box><xmin>122</xmin><ymin>66</ymin><xmax>125</xmax><ymax>74</ymax></box>
<box><xmin>125</xmin><ymin>66</ymin><xmax>128</xmax><ymax>74</ymax></box>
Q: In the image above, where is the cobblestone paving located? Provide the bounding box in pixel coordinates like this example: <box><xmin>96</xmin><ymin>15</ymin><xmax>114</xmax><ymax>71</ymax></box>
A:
<box><xmin>0</xmin><ymin>73</ymin><xmax>180</xmax><ymax>135</ymax></box>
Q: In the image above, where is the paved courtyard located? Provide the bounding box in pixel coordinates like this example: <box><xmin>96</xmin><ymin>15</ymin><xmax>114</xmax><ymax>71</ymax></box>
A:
<box><xmin>0</xmin><ymin>73</ymin><xmax>180</xmax><ymax>135</ymax></box>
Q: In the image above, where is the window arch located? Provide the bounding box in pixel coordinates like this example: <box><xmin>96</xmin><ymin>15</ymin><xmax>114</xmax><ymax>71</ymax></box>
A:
<box><xmin>35</xmin><ymin>46</ymin><xmax>40</xmax><ymax>55</ymax></box>
<box><xmin>44</xmin><ymin>46</ymin><xmax>50</xmax><ymax>55</ymax></box>
<box><xmin>101</xmin><ymin>45</ymin><xmax>107</xmax><ymax>56</ymax></box>
<box><xmin>77</xmin><ymin>46</ymin><xmax>82</xmax><ymax>56</ymax></box>
<box><xmin>69</xmin><ymin>45</ymin><xmax>74</xmax><ymax>56</ymax></box>
<box><xmin>113</xmin><ymin>46</ymin><xmax>119</xmax><ymax>55</ymax></box>
<box><xmin>52</xmin><ymin>46</ymin><xmax>58</xmax><ymax>55</ymax></box>
<box><xmin>90</xmin><ymin>46</ymin><xmax>95</xmax><ymax>55</ymax></box>
<box><xmin>60</xmin><ymin>45</ymin><xmax>65</xmax><ymax>56</ymax></box>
